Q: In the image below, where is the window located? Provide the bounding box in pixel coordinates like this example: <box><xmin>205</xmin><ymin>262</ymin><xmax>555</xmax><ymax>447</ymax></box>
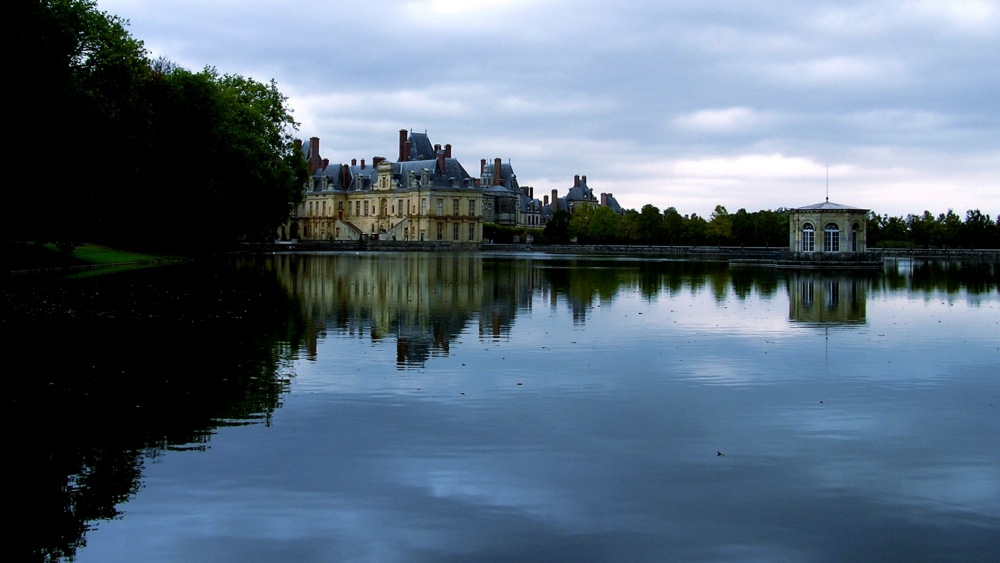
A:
<box><xmin>364</xmin><ymin>201</ymin><xmax>370</xmax><ymax>216</ymax></box>
<box><xmin>398</xmin><ymin>199</ymin><xmax>403</xmax><ymax>217</ymax></box>
<box><xmin>824</xmin><ymin>223</ymin><xmax>840</xmax><ymax>252</ymax></box>
<box><xmin>801</xmin><ymin>223</ymin><xmax>815</xmax><ymax>252</ymax></box>
<box><xmin>436</xmin><ymin>222</ymin><xmax>444</xmax><ymax>240</ymax></box>
<box><xmin>436</xmin><ymin>198</ymin><xmax>444</xmax><ymax>216</ymax></box>
<box><xmin>468</xmin><ymin>223</ymin><xmax>475</xmax><ymax>241</ymax></box>
<box><xmin>851</xmin><ymin>223</ymin><xmax>859</xmax><ymax>252</ymax></box>
<box><xmin>825</xmin><ymin>280</ymin><xmax>840</xmax><ymax>310</ymax></box>
<box><xmin>355</xmin><ymin>201</ymin><xmax>360</xmax><ymax>216</ymax></box>
<box><xmin>453</xmin><ymin>198</ymin><xmax>460</xmax><ymax>216</ymax></box>
<box><xmin>468</xmin><ymin>198</ymin><xmax>476</xmax><ymax>216</ymax></box>
<box><xmin>453</xmin><ymin>223</ymin><xmax>459</xmax><ymax>240</ymax></box>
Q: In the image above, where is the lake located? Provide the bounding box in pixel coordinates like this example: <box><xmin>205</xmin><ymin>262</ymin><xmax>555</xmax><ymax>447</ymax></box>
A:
<box><xmin>5</xmin><ymin>252</ymin><xmax>998</xmax><ymax>562</ymax></box>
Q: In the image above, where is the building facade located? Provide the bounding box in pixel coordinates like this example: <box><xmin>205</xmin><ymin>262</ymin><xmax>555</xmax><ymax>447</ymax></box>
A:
<box><xmin>288</xmin><ymin>131</ymin><xmax>484</xmax><ymax>247</ymax></box>
<box><xmin>788</xmin><ymin>200</ymin><xmax>869</xmax><ymax>255</ymax></box>
<box><xmin>478</xmin><ymin>158</ymin><xmax>543</xmax><ymax>228</ymax></box>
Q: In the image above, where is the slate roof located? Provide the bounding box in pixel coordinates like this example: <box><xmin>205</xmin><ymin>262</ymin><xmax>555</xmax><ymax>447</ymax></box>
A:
<box><xmin>794</xmin><ymin>200</ymin><xmax>868</xmax><ymax>212</ymax></box>
<box><xmin>403</xmin><ymin>132</ymin><xmax>436</xmax><ymax>161</ymax></box>
<box><xmin>310</xmin><ymin>157</ymin><xmax>475</xmax><ymax>192</ymax></box>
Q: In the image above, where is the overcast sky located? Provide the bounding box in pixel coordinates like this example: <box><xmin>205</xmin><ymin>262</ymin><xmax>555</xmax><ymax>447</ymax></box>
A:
<box><xmin>96</xmin><ymin>0</ymin><xmax>999</xmax><ymax>218</ymax></box>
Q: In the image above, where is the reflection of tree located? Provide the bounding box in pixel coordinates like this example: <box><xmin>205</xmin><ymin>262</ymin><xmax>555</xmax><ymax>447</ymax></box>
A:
<box><xmin>5</xmin><ymin>260</ymin><xmax>305</xmax><ymax>561</ymax></box>
<box><xmin>882</xmin><ymin>258</ymin><xmax>998</xmax><ymax>294</ymax></box>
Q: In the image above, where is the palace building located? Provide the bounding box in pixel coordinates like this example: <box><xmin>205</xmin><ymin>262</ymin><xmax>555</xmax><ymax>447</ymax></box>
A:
<box><xmin>282</xmin><ymin>129</ymin><xmax>627</xmax><ymax>246</ymax></box>
<box><xmin>287</xmin><ymin>130</ymin><xmax>484</xmax><ymax>247</ymax></box>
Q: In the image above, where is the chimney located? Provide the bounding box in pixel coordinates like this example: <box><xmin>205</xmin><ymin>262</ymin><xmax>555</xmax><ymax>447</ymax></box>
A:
<box><xmin>601</xmin><ymin>193</ymin><xmax>609</xmax><ymax>206</ymax></box>
<box><xmin>361</xmin><ymin>158</ymin><xmax>366</xmax><ymax>169</ymax></box>
<box><xmin>307</xmin><ymin>136</ymin><xmax>323</xmax><ymax>173</ymax></box>
<box><xmin>544</xmin><ymin>195</ymin><xmax>549</xmax><ymax>206</ymax></box>
<box><xmin>398</xmin><ymin>129</ymin><xmax>407</xmax><ymax>161</ymax></box>
<box><xmin>551</xmin><ymin>189</ymin><xmax>558</xmax><ymax>209</ymax></box>
<box><xmin>582</xmin><ymin>175</ymin><xmax>587</xmax><ymax>186</ymax></box>
<box><xmin>574</xmin><ymin>175</ymin><xmax>580</xmax><ymax>187</ymax></box>
<box><xmin>481</xmin><ymin>159</ymin><xmax>486</xmax><ymax>175</ymax></box>
<box><xmin>351</xmin><ymin>158</ymin><xmax>357</xmax><ymax>166</ymax></box>
<box><xmin>321</xmin><ymin>158</ymin><xmax>329</xmax><ymax>171</ymax></box>
<box><xmin>404</xmin><ymin>140</ymin><xmax>411</xmax><ymax>162</ymax></box>
<box><xmin>494</xmin><ymin>158</ymin><xmax>502</xmax><ymax>186</ymax></box>
<box><xmin>373</xmin><ymin>156</ymin><xmax>384</xmax><ymax>167</ymax></box>
<box><xmin>341</xmin><ymin>164</ymin><xmax>349</xmax><ymax>187</ymax></box>
<box><xmin>438</xmin><ymin>149</ymin><xmax>446</xmax><ymax>175</ymax></box>
<box><xmin>445</xmin><ymin>144</ymin><xmax>452</xmax><ymax>158</ymax></box>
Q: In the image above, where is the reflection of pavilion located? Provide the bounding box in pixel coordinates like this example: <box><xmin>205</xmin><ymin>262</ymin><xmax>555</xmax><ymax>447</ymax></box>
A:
<box><xmin>788</xmin><ymin>272</ymin><xmax>867</xmax><ymax>325</ymax></box>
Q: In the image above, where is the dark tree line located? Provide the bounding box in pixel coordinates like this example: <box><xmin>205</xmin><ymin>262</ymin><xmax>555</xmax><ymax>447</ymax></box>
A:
<box><xmin>514</xmin><ymin>204</ymin><xmax>1000</xmax><ymax>249</ymax></box>
<box><xmin>532</xmin><ymin>205</ymin><xmax>791</xmax><ymax>247</ymax></box>
<box><xmin>868</xmin><ymin>209</ymin><xmax>1000</xmax><ymax>249</ymax></box>
<box><xmin>6</xmin><ymin>0</ymin><xmax>307</xmax><ymax>253</ymax></box>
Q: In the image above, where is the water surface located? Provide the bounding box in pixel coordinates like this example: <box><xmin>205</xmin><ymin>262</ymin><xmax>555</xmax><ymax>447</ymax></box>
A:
<box><xmin>6</xmin><ymin>253</ymin><xmax>998</xmax><ymax>562</ymax></box>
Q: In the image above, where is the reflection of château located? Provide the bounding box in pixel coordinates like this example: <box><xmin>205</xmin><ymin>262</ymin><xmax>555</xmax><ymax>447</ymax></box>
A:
<box><xmin>269</xmin><ymin>253</ymin><xmax>483</xmax><ymax>367</ymax></box>
<box><xmin>268</xmin><ymin>253</ymin><xmax>546</xmax><ymax>368</ymax></box>
<box><xmin>787</xmin><ymin>272</ymin><xmax>868</xmax><ymax>325</ymax></box>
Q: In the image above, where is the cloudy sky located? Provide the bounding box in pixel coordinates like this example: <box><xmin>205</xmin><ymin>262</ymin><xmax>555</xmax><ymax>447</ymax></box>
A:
<box><xmin>96</xmin><ymin>0</ymin><xmax>999</xmax><ymax>218</ymax></box>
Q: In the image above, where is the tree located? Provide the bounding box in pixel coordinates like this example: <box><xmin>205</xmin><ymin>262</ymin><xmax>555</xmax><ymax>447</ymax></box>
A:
<box><xmin>907</xmin><ymin>211</ymin><xmax>936</xmax><ymax>248</ymax></box>
<box><xmin>731</xmin><ymin>208</ymin><xmax>753</xmax><ymax>247</ymax></box>
<box><xmin>542</xmin><ymin>210</ymin><xmax>572</xmax><ymax>244</ymax></box>
<box><xmin>682</xmin><ymin>213</ymin><xmax>708</xmax><ymax>245</ymax></box>
<box><xmin>568</xmin><ymin>204</ymin><xmax>595</xmax><ymax>242</ymax></box>
<box><xmin>663</xmin><ymin>207</ymin><xmax>684</xmax><ymax>245</ymax></box>
<box><xmin>619</xmin><ymin>209</ymin><xmax>641</xmax><ymax>243</ymax></box>
<box><xmin>636</xmin><ymin>204</ymin><xmax>663</xmax><ymax>243</ymax></box>
<box><xmin>4</xmin><ymin>1</ymin><xmax>307</xmax><ymax>251</ymax></box>
<box><xmin>588</xmin><ymin>206</ymin><xmax>622</xmax><ymax>243</ymax></box>
<box><xmin>707</xmin><ymin>205</ymin><xmax>732</xmax><ymax>245</ymax></box>
<box><xmin>753</xmin><ymin>209</ymin><xmax>786</xmax><ymax>248</ymax></box>
<box><xmin>962</xmin><ymin>209</ymin><xmax>993</xmax><ymax>249</ymax></box>
<box><xmin>6</xmin><ymin>0</ymin><xmax>151</xmax><ymax>244</ymax></box>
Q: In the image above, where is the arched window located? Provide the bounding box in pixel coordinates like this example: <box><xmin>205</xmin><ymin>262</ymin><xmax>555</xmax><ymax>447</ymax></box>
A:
<box><xmin>801</xmin><ymin>223</ymin><xmax>815</xmax><ymax>252</ymax></box>
<box><xmin>824</xmin><ymin>222</ymin><xmax>840</xmax><ymax>252</ymax></box>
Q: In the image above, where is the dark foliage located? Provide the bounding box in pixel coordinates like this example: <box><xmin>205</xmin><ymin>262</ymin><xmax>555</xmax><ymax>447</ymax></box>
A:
<box><xmin>5</xmin><ymin>1</ymin><xmax>306</xmax><ymax>253</ymax></box>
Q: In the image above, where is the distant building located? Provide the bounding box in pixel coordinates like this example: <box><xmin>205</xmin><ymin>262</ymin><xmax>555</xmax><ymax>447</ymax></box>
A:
<box><xmin>540</xmin><ymin>174</ymin><xmax>623</xmax><ymax>222</ymax></box>
<box><xmin>788</xmin><ymin>200</ymin><xmax>868</xmax><ymax>255</ymax></box>
<box><xmin>286</xmin><ymin>130</ymin><xmax>483</xmax><ymax>246</ymax></box>
<box><xmin>282</xmin><ymin>130</ymin><xmax>624</xmax><ymax>243</ymax></box>
<box><xmin>478</xmin><ymin>158</ymin><xmax>542</xmax><ymax>228</ymax></box>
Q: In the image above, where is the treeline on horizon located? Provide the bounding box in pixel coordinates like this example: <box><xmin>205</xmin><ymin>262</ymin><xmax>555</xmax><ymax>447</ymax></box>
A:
<box><xmin>487</xmin><ymin>205</ymin><xmax>1000</xmax><ymax>249</ymax></box>
<box><xmin>6</xmin><ymin>0</ymin><xmax>307</xmax><ymax>253</ymax></box>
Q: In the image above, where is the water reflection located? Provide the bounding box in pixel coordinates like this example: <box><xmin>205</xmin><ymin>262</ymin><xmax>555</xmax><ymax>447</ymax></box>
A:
<box><xmin>4</xmin><ymin>260</ymin><xmax>306</xmax><ymax>561</ymax></box>
<box><xmin>787</xmin><ymin>272</ymin><xmax>870</xmax><ymax>325</ymax></box>
<box><xmin>267</xmin><ymin>253</ymin><xmax>782</xmax><ymax>367</ymax></box>
<box><xmin>6</xmin><ymin>253</ymin><xmax>998</xmax><ymax>562</ymax></box>
<box><xmin>882</xmin><ymin>257</ymin><xmax>999</xmax><ymax>294</ymax></box>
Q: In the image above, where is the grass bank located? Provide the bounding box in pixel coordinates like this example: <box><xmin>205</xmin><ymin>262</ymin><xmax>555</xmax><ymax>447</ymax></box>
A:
<box><xmin>4</xmin><ymin>242</ymin><xmax>184</xmax><ymax>274</ymax></box>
